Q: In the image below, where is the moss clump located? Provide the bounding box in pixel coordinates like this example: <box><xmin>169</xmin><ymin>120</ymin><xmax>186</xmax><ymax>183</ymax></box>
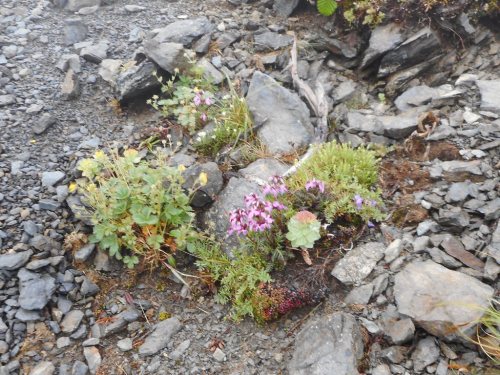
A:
<box><xmin>287</xmin><ymin>141</ymin><xmax>384</xmax><ymax>223</ymax></box>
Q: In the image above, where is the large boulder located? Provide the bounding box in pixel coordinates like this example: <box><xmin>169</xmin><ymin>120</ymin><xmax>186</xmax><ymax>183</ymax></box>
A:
<box><xmin>394</xmin><ymin>260</ymin><xmax>494</xmax><ymax>340</ymax></box>
<box><xmin>152</xmin><ymin>17</ymin><xmax>213</xmax><ymax>47</ymax></box>
<box><xmin>143</xmin><ymin>40</ymin><xmax>187</xmax><ymax>74</ymax></box>
<box><xmin>288</xmin><ymin>313</ymin><xmax>364</xmax><ymax>375</ymax></box>
<box><xmin>246</xmin><ymin>71</ymin><xmax>314</xmax><ymax>155</ymax></box>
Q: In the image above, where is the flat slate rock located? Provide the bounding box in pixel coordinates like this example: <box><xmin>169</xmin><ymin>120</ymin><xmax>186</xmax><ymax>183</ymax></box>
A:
<box><xmin>246</xmin><ymin>71</ymin><xmax>313</xmax><ymax>155</ymax></box>
<box><xmin>153</xmin><ymin>17</ymin><xmax>213</xmax><ymax>46</ymax></box>
<box><xmin>331</xmin><ymin>242</ymin><xmax>385</xmax><ymax>285</ymax></box>
<box><xmin>288</xmin><ymin>312</ymin><xmax>364</xmax><ymax>375</ymax></box>
<box><xmin>139</xmin><ymin>317</ymin><xmax>182</xmax><ymax>356</ymax></box>
<box><xmin>0</xmin><ymin>250</ymin><xmax>32</xmax><ymax>270</ymax></box>
<box><xmin>394</xmin><ymin>260</ymin><xmax>494</xmax><ymax>340</ymax></box>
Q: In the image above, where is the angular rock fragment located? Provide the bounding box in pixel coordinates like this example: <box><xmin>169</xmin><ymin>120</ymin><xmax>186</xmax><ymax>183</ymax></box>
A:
<box><xmin>394</xmin><ymin>260</ymin><xmax>494</xmax><ymax>340</ymax></box>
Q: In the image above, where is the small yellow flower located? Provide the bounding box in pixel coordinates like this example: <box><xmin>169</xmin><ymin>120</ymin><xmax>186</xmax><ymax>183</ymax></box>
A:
<box><xmin>177</xmin><ymin>164</ymin><xmax>186</xmax><ymax>172</ymax></box>
<box><xmin>68</xmin><ymin>182</ymin><xmax>78</xmax><ymax>193</ymax></box>
<box><xmin>199</xmin><ymin>172</ymin><xmax>208</xmax><ymax>186</ymax></box>
<box><xmin>30</xmin><ymin>139</ymin><xmax>36</xmax><ymax>144</ymax></box>
<box><xmin>94</xmin><ymin>150</ymin><xmax>106</xmax><ymax>161</ymax></box>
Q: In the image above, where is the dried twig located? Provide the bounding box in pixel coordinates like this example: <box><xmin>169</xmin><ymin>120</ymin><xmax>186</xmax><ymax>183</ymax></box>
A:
<box><xmin>289</xmin><ymin>34</ymin><xmax>329</xmax><ymax>143</ymax></box>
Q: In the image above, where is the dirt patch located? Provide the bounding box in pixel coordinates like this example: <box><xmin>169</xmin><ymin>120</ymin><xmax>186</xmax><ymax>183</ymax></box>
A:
<box><xmin>397</xmin><ymin>138</ymin><xmax>462</xmax><ymax>162</ymax></box>
<box><xmin>379</xmin><ymin>159</ymin><xmax>432</xmax><ymax>195</ymax></box>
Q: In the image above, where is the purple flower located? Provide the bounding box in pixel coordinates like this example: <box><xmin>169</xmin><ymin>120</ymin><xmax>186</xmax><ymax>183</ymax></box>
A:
<box><xmin>248</xmin><ymin>210</ymin><xmax>273</xmax><ymax>232</ymax></box>
<box><xmin>193</xmin><ymin>95</ymin><xmax>202</xmax><ymax>106</ymax></box>
<box><xmin>244</xmin><ymin>193</ymin><xmax>260</xmax><ymax>209</ymax></box>
<box><xmin>370</xmin><ymin>200</ymin><xmax>377</xmax><ymax>207</ymax></box>
<box><xmin>200</xmin><ymin>112</ymin><xmax>208</xmax><ymax>122</ymax></box>
<box><xmin>305</xmin><ymin>179</ymin><xmax>325</xmax><ymax>193</ymax></box>
<box><xmin>228</xmin><ymin>208</ymin><xmax>249</xmax><ymax>235</ymax></box>
<box><xmin>367</xmin><ymin>220</ymin><xmax>375</xmax><ymax>228</ymax></box>
<box><xmin>205</xmin><ymin>97</ymin><xmax>212</xmax><ymax>106</ymax></box>
<box><xmin>263</xmin><ymin>176</ymin><xmax>287</xmax><ymax>198</ymax></box>
<box><xmin>354</xmin><ymin>195</ymin><xmax>363</xmax><ymax>210</ymax></box>
<box><xmin>271</xmin><ymin>200</ymin><xmax>286</xmax><ymax>210</ymax></box>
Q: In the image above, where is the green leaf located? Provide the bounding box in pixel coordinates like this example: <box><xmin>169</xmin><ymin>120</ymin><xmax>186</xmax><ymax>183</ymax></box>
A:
<box><xmin>317</xmin><ymin>0</ymin><xmax>337</xmax><ymax>16</ymax></box>
<box><xmin>100</xmin><ymin>234</ymin><xmax>120</xmax><ymax>258</ymax></box>
<box><xmin>131</xmin><ymin>206</ymin><xmax>159</xmax><ymax>226</ymax></box>
<box><xmin>123</xmin><ymin>255</ymin><xmax>139</xmax><ymax>269</ymax></box>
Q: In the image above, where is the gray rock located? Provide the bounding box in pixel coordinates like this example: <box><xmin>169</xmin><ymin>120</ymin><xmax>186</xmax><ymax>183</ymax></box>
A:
<box><xmin>477</xmin><ymin>80</ymin><xmax>500</xmax><ymax>113</ymax></box>
<box><xmin>411</xmin><ymin>337</ymin><xmax>440</xmax><ymax>372</ymax></box>
<box><xmin>440</xmin><ymin>160</ymin><xmax>482</xmax><ymax>175</ymax></box>
<box><xmin>64</xmin><ymin>18</ymin><xmax>88</xmax><ymax>45</ymax></box>
<box><xmin>273</xmin><ymin>0</ymin><xmax>299</xmax><ymax>17</ymax></box>
<box><xmin>0</xmin><ymin>250</ymin><xmax>32</xmax><ymax>270</ymax></box>
<box><xmin>346</xmin><ymin>112</ymin><xmax>383</xmax><ymax>133</ymax></box>
<box><xmin>413</xmin><ymin>236</ymin><xmax>430</xmax><ymax>252</ymax></box>
<box><xmin>332</xmin><ymin>80</ymin><xmax>357</xmax><ymax>104</ymax></box>
<box><xmin>0</xmin><ymin>318</ymin><xmax>7</xmax><ymax>334</ymax></box>
<box><xmin>437</xmin><ymin>207</ymin><xmax>470</xmax><ymax>232</ymax></box>
<box><xmin>80</xmin><ymin>41</ymin><xmax>108</xmax><ymax>63</ymax></box>
<box><xmin>18</xmin><ymin>269</ymin><xmax>56</xmax><ymax>310</ymax></box>
<box><xmin>446</xmin><ymin>182</ymin><xmax>470</xmax><ymax>202</ymax></box>
<box><xmin>0</xmin><ymin>95</ymin><xmax>16</xmax><ymax>107</ymax></box>
<box><xmin>378</xmin><ymin>27</ymin><xmax>441</xmax><ymax>77</ymax></box>
<box><xmin>57</xmin><ymin>336</ymin><xmax>72</xmax><ymax>348</ymax></box>
<box><xmin>42</xmin><ymin>171</ymin><xmax>65</xmax><ymax>187</ymax></box>
<box><xmin>124</xmin><ymin>4</ymin><xmax>145</xmax><ymax>12</ymax></box>
<box><xmin>361</xmin><ymin>23</ymin><xmax>403</xmax><ymax>68</ymax></box>
<box><xmin>15</xmin><ymin>308</ymin><xmax>42</xmax><ymax>321</ymax></box>
<box><xmin>143</xmin><ymin>39</ymin><xmax>187</xmax><ymax>73</ymax></box>
<box><xmin>65</xmin><ymin>0</ymin><xmax>101</xmax><ymax>12</ymax></box>
<box><xmin>246</xmin><ymin>71</ymin><xmax>313</xmax><ymax>155</ymax></box>
<box><xmin>83</xmin><ymin>347</ymin><xmax>101</xmax><ymax>374</ymax></box>
<box><xmin>61</xmin><ymin>310</ymin><xmax>84</xmax><ymax>333</ymax></box>
<box><xmin>372</xmin><ymin>364</ymin><xmax>391</xmax><ymax>375</ymax></box>
<box><xmin>288</xmin><ymin>313</ymin><xmax>364</xmax><ymax>375</ymax></box>
<box><xmin>428</xmin><ymin>247</ymin><xmax>462</xmax><ymax>268</ymax></box>
<box><xmin>487</xmin><ymin>221</ymin><xmax>500</xmax><ymax>263</ymax></box>
<box><xmin>33</xmin><ymin>114</ymin><xmax>57</xmax><ymax>135</ymax></box>
<box><xmin>74</xmin><ymin>243</ymin><xmax>95</xmax><ymax>264</ymax></box>
<box><xmin>116</xmin><ymin>61</ymin><xmax>160</xmax><ymax>102</ymax></box>
<box><xmin>254</xmin><ymin>31</ymin><xmax>293</xmax><ymax>52</ymax></box>
<box><xmin>239</xmin><ymin>158</ymin><xmax>288</xmax><ymax>181</ymax></box>
<box><xmin>377</xmin><ymin>110</ymin><xmax>420</xmax><ymax>139</ymax></box>
<box><xmin>170</xmin><ymin>339</ymin><xmax>190</xmax><ymax>360</ymax></box>
<box><xmin>394</xmin><ymin>260</ymin><xmax>494</xmax><ymax>340</ymax></box>
<box><xmin>385</xmin><ymin>318</ymin><xmax>415</xmax><ymax>344</ymax></box>
<box><xmin>30</xmin><ymin>362</ymin><xmax>55</xmax><ymax>375</ymax></box>
<box><xmin>331</xmin><ymin>242</ymin><xmax>385</xmax><ymax>285</ymax></box>
<box><xmin>440</xmin><ymin>235</ymin><xmax>485</xmax><ymax>271</ymax></box>
<box><xmin>139</xmin><ymin>317</ymin><xmax>182</xmax><ymax>356</ymax></box>
<box><xmin>153</xmin><ymin>17</ymin><xmax>213</xmax><ymax>46</ymax></box>
<box><xmin>72</xmin><ymin>361</ymin><xmax>89</xmax><ymax>375</ymax></box>
<box><xmin>182</xmin><ymin>162</ymin><xmax>223</xmax><ymax>208</ymax></box>
<box><xmin>80</xmin><ymin>277</ymin><xmax>99</xmax><ymax>296</ymax></box>
<box><xmin>39</xmin><ymin>199</ymin><xmax>61</xmax><ymax>211</ymax></box>
<box><xmin>384</xmin><ymin>239</ymin><xmax>403</xmax><ymax>263</ymax></box>
<box><xmin>197</xmin><ymin>58</ymin><xmax>224</xmax><ymax>85</ymax></box>
<box><xmin>61</xmin><ymin>69</ymin><xmax>80</xmax><ymax>100</ymax></box>
<box><xmin>98</xmin><ymin>59</ymin><xmax>122</xmax><ymax>86</ymax></box>
<box><xmin>213</xmin><ymin>347</ymin><xmax>226</xmax><ymax>362</ymax></box>
<box><xmin>56</xmin><ymin>54</ymin><xmax>82</xmax><ymax>73</ymax></box>
<box><xmin>394</xmin><ymin>85</ymin><xmax>439</xmax><ymax>111</ymax></box>
<box><xmin>117</xmin><ymin>338</ymin><xmax>133</xmax><ymax>352</ymax></box>
<box><xmin>478</xmin><ymin>198</ymin><xmax>500</xmax><ymax>220</ymax></box>
<box><xmin>344</xmin><ymin>284</ymin><xmax>373</xmax><ymax>305</ymax></box>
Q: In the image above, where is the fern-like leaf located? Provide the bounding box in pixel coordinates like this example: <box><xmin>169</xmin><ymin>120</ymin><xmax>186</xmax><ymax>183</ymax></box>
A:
<box><xmin>317</xmin><ymin>0</ymin><xmax>337</xmax><ymax>16</ymax></box>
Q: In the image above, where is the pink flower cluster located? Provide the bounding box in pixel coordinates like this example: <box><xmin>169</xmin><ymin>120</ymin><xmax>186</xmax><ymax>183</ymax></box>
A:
<box><xmin>228</xmin><ymin>176</ymin><xmax>287</xmax><ymax>236</ymax></box>
<box><xmin>305</xmin><ymin>178</ymin><xmax>325</xmax><ymax>193</ymax></box>
<box><xmin>193</xmin><ymin>90</ymin><xmax>212</xmax><ymax>123</ymax></box>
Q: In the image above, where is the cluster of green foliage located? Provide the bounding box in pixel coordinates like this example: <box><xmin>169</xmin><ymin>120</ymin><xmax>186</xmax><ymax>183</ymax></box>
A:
<box><xmin>148</xmin><ymin>66</ymin><xmax>253</xmax><ymax>158</ymax></box>
<box><xmin>287</xmin><ymin>141</ymin><xmax>384</xmax><ymax>224</ymax></box>
<box><xmin>147</xmin><ymin>67</ymin><xmax>215</xmax><ymax>134</ymax></box>
<box><xmin>77</xmin><ymin>149</ymin><xmax>203</xmax><ymax>269</ymax></box>
<box><xmin>317</xmin><ymin>0</ymin><xmax>499</xmax><ymax>26</ymax></box>
<box><xmin>317</xmin><ymin>0</ymin><xmax>385</xmax><ymax>26</ymax></box>
<box><xmin>189</xmin><ymin>239</ymin><xmax>272</xmax><ymax>321</ymax></box>
<box><xmin>194</xmin><ymin>82</ymin><xmax>253</xmax><ymax>158</ymax></box>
